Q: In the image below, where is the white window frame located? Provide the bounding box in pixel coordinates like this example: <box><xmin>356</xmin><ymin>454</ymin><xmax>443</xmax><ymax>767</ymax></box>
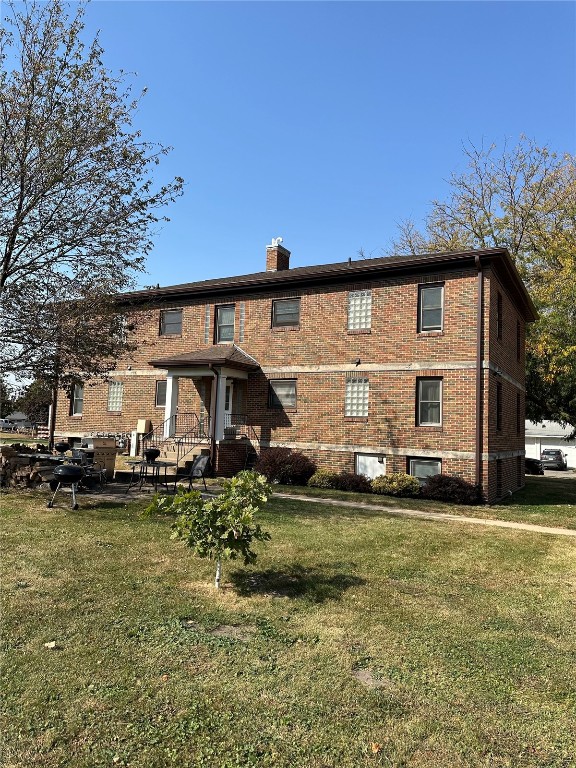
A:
<box><xmin>409</xmin><ymin>457</ymin><xmax>442</xmax><ymax>484</ymax></box>
<box><xmin>272</xmin><ymin>298</ymin><xmax>300</xmax><ymax>328</ymax></box>
<box><xmin>419</xmin><ymin>284</ymin><xmax>444</xmax><ymax>332</ymax></box>
<box><xmin>107</xmin><ymin>381</ymin><xmax>123</xmax><ymax>412</ymax></box>
<box><xmin>268</xmin><ymin>379</ymin><xmax>297</xmax><ymax>409</ymax></box>
<box><xmin>345</xmin><ymin>377</ymin><xmax>369</xmax><ymax>418</ymax></box>
<box><xmin>160</xmin><ymin>308</ymin><xmax>182</xmax><ymax>336</ymax></box>
<box><xmin>417</xmin><ymin>378</ymin><xmax>442</xmax><ymax>426</ymax></box>
<box><xmin>215</xmin><ymin>304</ymin><xmax>235</xmax><ymax>343</ymax></box>
<box><xmin>347</xmin><ymin>289</ymin><xmax>372</xmax><ymax>330</ymax></box>
<box><xmin>71</xmin><ymin>383</ymin><xmax>84</xmax><ymax>416</ymax></box>
<box><xmin>155</xmin><ymin>380</ymin><xmax>167</xmax><ymax>408</ymax></box>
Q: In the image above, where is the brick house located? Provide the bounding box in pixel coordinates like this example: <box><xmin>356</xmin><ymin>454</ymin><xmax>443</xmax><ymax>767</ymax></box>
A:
<box><xmin>54</xmin><ymin>240</ymin><xmax>536</xmax><ymax>503</ymax></box>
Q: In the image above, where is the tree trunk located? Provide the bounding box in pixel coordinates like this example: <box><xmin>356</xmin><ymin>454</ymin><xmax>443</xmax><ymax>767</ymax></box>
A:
<box><xmin>214</xmin><ymin>557</ymin><xmax>222</xmax><ymax>589</ymax></box>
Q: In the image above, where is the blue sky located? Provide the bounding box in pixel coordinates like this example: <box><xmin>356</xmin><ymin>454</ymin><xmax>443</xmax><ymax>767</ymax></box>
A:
<box><xmin>53</xmin><ymin>2</ymin><xmax>576</xmax><ymax>285</ymax></box>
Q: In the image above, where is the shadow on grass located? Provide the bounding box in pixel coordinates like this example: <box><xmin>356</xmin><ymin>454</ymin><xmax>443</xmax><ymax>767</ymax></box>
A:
<box><xmin>498</xmin><ymin>476</ymin><xmax>576</xmax><ymax>508</ymax></box>
<box><xmin>230</xmin><ymin>563</ymin><xmax>365</xmax><ymax>603</ymax></box>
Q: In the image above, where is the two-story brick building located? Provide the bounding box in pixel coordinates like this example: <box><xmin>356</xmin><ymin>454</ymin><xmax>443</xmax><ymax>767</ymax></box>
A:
<box><xmin>54</xmin><ymin>240</ymin><xmax>536</xmax><ymax>503</ymax></box>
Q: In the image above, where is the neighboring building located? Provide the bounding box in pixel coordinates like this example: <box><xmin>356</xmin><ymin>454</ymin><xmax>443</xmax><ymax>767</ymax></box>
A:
<box><xmin>53</xmin><ymin>241</ymin><xmax>536</xmax><ymax>503</ymax></box>
<box><xmin>525</xmin><ymin>421</ymin><xmax>575</xmax><ymax>469</ymax></box>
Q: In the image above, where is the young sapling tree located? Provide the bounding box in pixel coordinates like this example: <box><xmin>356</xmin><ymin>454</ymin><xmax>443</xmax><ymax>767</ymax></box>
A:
<box><xmin>149</xmin><ymin>471</ymin><xmax>272</xmax><ymax>588</ymax></box>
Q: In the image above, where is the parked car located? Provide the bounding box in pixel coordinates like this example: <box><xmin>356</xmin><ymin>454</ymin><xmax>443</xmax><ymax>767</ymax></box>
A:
<box><xmin>0</xmin><ymin>418</ymin><xmax>17</xmax><ymax>432</ymax></box>
<box><xmin>525</xmin><ymin>457</ymin><xmax>545</xmax><ymax>475</ymax></box>
<box><xmin>540</xmin><ymin>449</ymin><xmax>568</xmax><ymax>470</ymax></box>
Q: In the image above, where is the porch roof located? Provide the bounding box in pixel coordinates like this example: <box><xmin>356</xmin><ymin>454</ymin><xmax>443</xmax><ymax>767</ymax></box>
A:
<box><xmin>149</xmin><ymin>345</ymin><xmax>260</xmax><ymax>372</ymax></box>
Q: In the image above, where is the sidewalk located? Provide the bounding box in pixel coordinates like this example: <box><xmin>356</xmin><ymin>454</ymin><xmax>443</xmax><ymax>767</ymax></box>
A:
<box><xmin>274</xmin><ymin>492</ymin><xmax>576</xmax><ymax>538</ymax></box>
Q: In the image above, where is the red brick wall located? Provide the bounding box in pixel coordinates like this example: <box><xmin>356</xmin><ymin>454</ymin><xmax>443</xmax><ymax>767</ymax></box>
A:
<box><xmin>54</xmin><ymin>263</ymin><xmax>529</xmax><ymax>503</ymax></box>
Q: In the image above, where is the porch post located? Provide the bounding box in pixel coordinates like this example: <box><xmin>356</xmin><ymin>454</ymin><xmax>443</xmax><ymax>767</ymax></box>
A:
<box><xmin>164</xmin><ymin>374</ymin><xmax>179</xmax><ymax>438</ymax></box>
<box><xmin>214</xmin><ymin>372</ymin><xmax>227</xmax><ymax>441</ymax></box>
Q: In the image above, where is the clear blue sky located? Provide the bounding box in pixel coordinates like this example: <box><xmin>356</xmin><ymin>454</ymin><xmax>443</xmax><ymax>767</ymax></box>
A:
<box><xmin>78</xmin><ymin>2</ymin><xmax>576</xmax><ymax>286</ymax></box>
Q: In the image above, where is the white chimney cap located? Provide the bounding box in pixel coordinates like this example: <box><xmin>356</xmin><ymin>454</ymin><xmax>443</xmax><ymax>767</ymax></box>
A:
<box><xmin>268</xmin><ymin>237</ymin><xmax>283</xmax><ymax>247</ymax></box>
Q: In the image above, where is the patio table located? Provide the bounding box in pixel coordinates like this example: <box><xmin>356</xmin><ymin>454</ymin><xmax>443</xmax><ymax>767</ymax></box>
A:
<box><xmin>125</xmin><ymin>459</ymin><xmax>176</xmax><ymax>493</ymax></box>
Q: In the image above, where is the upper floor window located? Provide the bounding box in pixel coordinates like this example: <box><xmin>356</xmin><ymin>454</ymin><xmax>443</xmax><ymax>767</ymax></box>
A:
<box><xmin>272</xmin><ymin>298</ymin><xmax>300</xmax><ymax>328</ymax></box>
<box><xmin>70</xmin><ymin>383</ymin><xmax>84</xmax><ymax>416</ymax></box>
<box><xmin>160</xmin><ymin>309</ymin><xmax>182</xmax><ymax>336</ymax></box>
<box><xmin>155</xmin><ymin>380</ymin><xmax>167</xmax><ymax>408</ymax></box>
<box><xmin>215</xmin><ymin>304</ymin><xmax>235</xmax><ymax>342</ymax></box>
<box><xmin>348</xmin><ymin>289</ymin><xmax>372</xmax><ymax>330</ymax></box>
<box><xmin>418</xmin><ymin>284</ymin><xmax>444</xmax><ymax>332</ymax></box>
<box><xmin>107</xmin><ymin>381</ymin><xmax>123</xmax><ymax>412</ymax></box>
<box><xmin>417</xmin><ymin>377</ymin><xmax>442</xmax><ymax>426</ymax></box>
<box><xmin>345</xmin><ymin>376</ymin><xmax>369</xmax><ymax>418</ymax></box>
<box><xmin>268</xmin><ymin>379</ymin><xmax>297</xmax><ymax>409</ymax></box>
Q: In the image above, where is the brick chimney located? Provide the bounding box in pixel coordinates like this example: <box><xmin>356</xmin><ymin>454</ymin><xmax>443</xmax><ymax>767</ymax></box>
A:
<box><xmin>266</xmin><ymin>237</ymin><xmax>290</xmax><ymax>271</ymax></box>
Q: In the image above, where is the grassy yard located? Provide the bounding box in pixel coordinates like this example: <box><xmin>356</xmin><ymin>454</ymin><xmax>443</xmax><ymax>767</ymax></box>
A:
<box><xmin>2</xmin><ymin>488</ymin><xmax>575</xmax><ymax>767</ymax></box>
<box><xmin>276</xmin><ymin>474</ymin><xmax>576</xmax><ymax>530</ymax></box>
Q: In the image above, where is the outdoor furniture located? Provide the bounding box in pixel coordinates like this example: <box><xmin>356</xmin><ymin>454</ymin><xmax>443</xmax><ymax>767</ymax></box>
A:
<box><xmin>126</xmin><ymin>459</ymin><xmax>176</xmax><ymax>493</ymax></box>
<box><xmin>176</xmin><ymin>454</ymin><xmax>210</xmax><ymax>492</ymax></box>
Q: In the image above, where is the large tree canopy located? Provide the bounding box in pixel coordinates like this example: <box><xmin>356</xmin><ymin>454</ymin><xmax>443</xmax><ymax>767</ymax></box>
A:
<box><xmin>392</xmin><ymin>137</ymin><xmax>576</xmax><ymax>435</ymax></box>
<box><xmin>0</xmin><ymin>0</ymin><xmax>183</xmax><ymax>385</ymax></box>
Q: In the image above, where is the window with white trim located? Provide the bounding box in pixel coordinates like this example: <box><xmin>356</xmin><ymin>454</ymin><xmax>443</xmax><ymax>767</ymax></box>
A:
<box><xmin>159</xmin><ymin>309</ymin><xmax>182</xmax><ymax>335</ymax></box>
<box><xmin>107</xmin><ymin>381</ymin><xmax>123</xmax><ymax>411</ymax></box>
<box><xmin>155</xmin><ymin>380</ymin><xmax>167</xmax><ymax>408</ymax></box>
<box><xmin>417</xmin><ymin>378</ymin><xmax>442</xmax><ymax>426</ymax></box>
<box><xmin>268</xmin><ymin>379</ymin><xmax>297</xmax><ymax>409</ymax></box>
<box><xmin>215</xmin><ymin>304</ymin><xmax>235</xmax><ymax>342</ymax></box>
<box><xmin>272</xmin><ymin>298</ymin><xmax>300</xmax><ymax>327</ymax></box>
<box><xmin>418</xmin><ymin>284</ymin><xmax>444</xmax><ymax>332</ymax></box>
<box><xmin>347</xmin><ymin>289</ymin><xmax>372</xmax><ymax>330</ymax></box>
<box><xmin>70</xmin><ymin>383</ymin><xmax>84</xmax><ymax>416</ymax></box>
<box><xmin>409</xmin><ymin>457</ymin><xmax>441</xmax><ymax>484</ymax></box>
<box><xmin>345</xmin><ymin>377</ymin><xmax>369</xmax><ymax>417</ymax></box>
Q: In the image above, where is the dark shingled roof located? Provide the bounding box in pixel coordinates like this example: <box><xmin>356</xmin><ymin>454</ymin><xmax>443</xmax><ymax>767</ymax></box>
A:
<box><xmin>122</xmin><ymin>247</ymin><xmax>537</xmax><ymax>322</ymax></box>
<box><xmin>149</xmin><ymin>345</ymin><xmax>260</xmax><ymax>371</ymax></box>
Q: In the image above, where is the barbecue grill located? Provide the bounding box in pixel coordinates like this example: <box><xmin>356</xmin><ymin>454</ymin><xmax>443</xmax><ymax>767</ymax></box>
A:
<box><xmin>47</xmin><ymin>464</ymin><xmax>84</xmax><ymax>510</ymax></box>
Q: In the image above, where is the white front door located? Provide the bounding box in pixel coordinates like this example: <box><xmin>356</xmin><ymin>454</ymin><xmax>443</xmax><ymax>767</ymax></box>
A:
<box><xmin>224</xmin><ymin>381</ymin><xmax>234</xmax><ymax>427</ymax></box>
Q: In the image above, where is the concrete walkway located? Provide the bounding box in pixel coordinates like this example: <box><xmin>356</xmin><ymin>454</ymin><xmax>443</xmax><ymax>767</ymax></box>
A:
<box><xmin>274</xmin><ymin>492</ymin><xmax>576</xmax><ymax>538</ymax></box>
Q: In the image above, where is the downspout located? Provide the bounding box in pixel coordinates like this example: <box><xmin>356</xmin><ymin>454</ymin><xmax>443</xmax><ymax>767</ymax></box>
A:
<box><xmin>475</xmin><ymin>256</ymin><xmax>484</xmax><ymax>489</ymax></box>
<box><xmin>208</xmin><ymin>364</ymin><xmax>219</xmax><ymax>469</ymax></box>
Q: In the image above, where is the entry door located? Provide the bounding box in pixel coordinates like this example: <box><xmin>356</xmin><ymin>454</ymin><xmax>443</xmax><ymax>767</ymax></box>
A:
<box><xmin>224</xmin><ymin>382</ymin><xmax>234</xmax><ymax>427</ymax></box>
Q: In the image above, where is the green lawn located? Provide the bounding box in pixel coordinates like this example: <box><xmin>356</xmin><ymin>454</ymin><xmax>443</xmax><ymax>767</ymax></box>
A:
<box><xmin>2</xmin><ymin>489</ymin><xmax>575</xmax><ymax>767</ymax></box>
<box><xmin>276</xmin><ymin>474</ymin><xmax>576</xmax><ymax>530</ymax></box>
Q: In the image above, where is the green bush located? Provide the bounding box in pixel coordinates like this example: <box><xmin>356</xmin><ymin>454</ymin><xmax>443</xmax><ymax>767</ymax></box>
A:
<box><xmin>420</xmin><ymin>474</ymin><xmax>484</xmax><ymax>505</ymax></box>
<box><xmin>308</xmin><ymin>469</ymin><xmax>339</xmax><ymax>489</ymax></box>
<box><xmin>371</xmin><ymin>473</ymin><xmax>421</xmax><ymax>498</ymax></box>
<box><xmin>254</xmin><ymin>447</ymin><xmax>317</xmax><ymax>485</ymax></box>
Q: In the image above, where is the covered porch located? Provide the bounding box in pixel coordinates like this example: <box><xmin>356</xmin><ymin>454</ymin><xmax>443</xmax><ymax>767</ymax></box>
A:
<box><xmin>148</xmin><ymin>345</ymin><xmax>261</xmax><ymax>472</ymax></box>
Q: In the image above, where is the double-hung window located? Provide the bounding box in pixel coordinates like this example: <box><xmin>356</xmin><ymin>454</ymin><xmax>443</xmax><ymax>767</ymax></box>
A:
<box><xmin>272</xmin><ymin>298</ymin><xmax>300</xmax><ymax>328</ymax></box>
<box><xmin>418</xmin><ymin>284</ymin><xmax>444</xmax><ymax>332</ymax></box>
<box><xmin>160</xmin><ymin>309</ymin><xmax>182</xmax><ymax>336</ymax></box>
<box><xmin>215</xmin><ymin>305</ymin><xmax>235</xmax><ymax>342</ymax></box>
<box><xmin>348</xmin><ymin>289</ymin><xmax>372</xmax><ymax>331</ymax></box>
<box><xmin>417</xmin><ymin>378</ymin><xmax>442</xmax><ymax>426</ymax></box>
<box><xmin>70</xmin><ymin>383</ymin><xmax>84</xmax><ymax>416</ymax></box>
<box><xmin>345</xmin><ymin>376</ymin><xmax>369</xmax><ymax>418</ymax></box>
<box><xmin>107</xmin><ymin>381</ymin><xmax>123</xmax><ymax>412</ymax></box>
<box><xmin>268</xmin><ymin>379</ymin><xmax>297</xmax><ymax>409</ymax></box>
